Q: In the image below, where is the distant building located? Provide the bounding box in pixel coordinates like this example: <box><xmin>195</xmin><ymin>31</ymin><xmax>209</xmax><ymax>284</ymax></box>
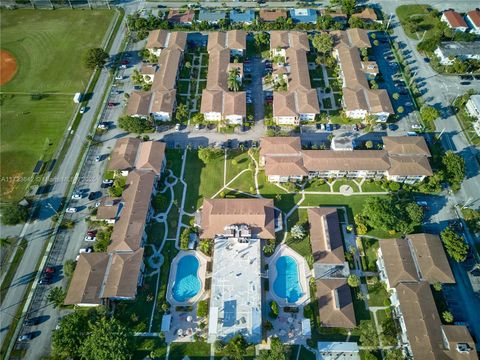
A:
<box><xmin>434</xmin><ymin>41</ymin><xmax>480</xmax><ymax>65</ymax></box>
<box><xmin>465</xmin><ymin>94</ymin><xmax>480</xmax><ymax>136</ymax></box>
<box><xmin>317</xmin><ymin>342</ymin><xmax>360</xmax><ymax>360</ymax></box>
<box><xmin>441</xmin><ymin>10</ymin><xmax>468</xmax><ymax>32</ymax></box>
<box><xmin>259</xmin><ymin>9</ymin><xmax>287</xmax><ymax>23</ymax></box>
<box><xmin>198</xmin><ymin>10</ymin><xmax>227</xmax><ymax>24</ymax></box>
<box><xmin>289</xmin><ymin>8</ymin><xmax>317</xmax><ymax>24</ymax></box>
<box><xmin>167</xmin><ymin>10</ymin><xmax>195</xmax><ymax>26</ymax></box>
<box><xmin>466</xmin><ymin>9</ymin><xmax>480</xmax><ymax>34</ymax></box>
<box><xmin>260</xmin><ymin>136</ymin><xmax>433</xmax><ymax>184</ymax></box>
<box><xmin>352</xmin><ymin>7</ymin><xmax>380</xmax><ymax>23</ymax></box>
<box><xmin>319</xmin><ymin>9</ymin><xmax>347</xmax><ymax>27</ymax></box>
<box><xmin>230</xmin><ymin>10</ymin><xmax>255</xmax><ymax>24</ymax></box>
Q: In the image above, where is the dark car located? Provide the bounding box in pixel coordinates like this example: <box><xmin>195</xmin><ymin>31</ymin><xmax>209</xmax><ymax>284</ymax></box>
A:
<box><xmin>423</xmin><ymin>57</ymin><xmax>430</xmax><ymax>63</ymax></box>
<box><xmin>88</xmin><ymin>192</ymin><xmax>96</xmax><ymax>200</ymax></box>
<box><xmin>24</xmin><ymin>318</ymin><xmax>40</xmax><ymax>326</ymax></box>
<box><xmin>326</xmin><ymin>124</ymin><xmax>333</xmax><ymax>131</ymax></box>
<box><xmin>38</xmin><ymin>275</ymin><xmax>52</xmax><ymax>285</ymax></box>
<box><xmin>460</xmin><ymin>81</ymin><xmax>471</xmax><ymax>85</ymax></box>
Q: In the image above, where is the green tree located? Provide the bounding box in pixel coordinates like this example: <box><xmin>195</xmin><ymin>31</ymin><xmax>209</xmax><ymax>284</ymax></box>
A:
<box><xmin>397</xmin><ymin>106</ymin><xmax>404</xmax><ymax>114</ymax></box>
<box><xmin>94</xmin><ymin>227</ymin><xmax>113</xmax><ymax>252</ymax></box>
<box><xmin>64</xmin><ymin>260</ymin><xmax>77</xmax><ymax>279</ymax></box>
<box><xmin>175</xmin><ymin>103</ymin><xmax>189</xmax><ymax>123</ymax></box>
<box><xmin>223</xmin><ymin>334</ymin><xmax>248</xmax><ymax>360</ymax></box>
<box><xmin>440</xmin><ymin>227</ymin><xmax>469</xmax><ymax>262</ymax></box>
<box><xmin>405</xmin><ymin>202</ymin><xmax>424</xmax><ymax>227</ymax></box>
<box><xmin>83</xmin><ymin>48</ymin><xmax>109</xmax><ymax>70</ymax></box>
<box><xmin>257</xmin><ymin>337</ymin><xmax>286</xmax><ymax>360</ymax></box>
<box><xmin>380</xmin><ymin>316</ymin><xmax>398</xmax><ymax>346</ymax></box>
<box><xmin>48</xmin><ymin>287</ymin><xmax>66</xmax><ymax>308</ymax></box>
<box><xmin>118</xmin><ymin>116</ymin><xmax>153</xmax><ymax>133</ymax></box>
<box><xmin>198</xmin><ymin>147</ymin><xmax>223</xmax><ymax>164</ymax></box>
<box><xmin>340</xmin><ymin>0</ymin><xmax>357</xmax><ymax>16</ymax></box>
<box><xmin>392</xmin><ymin>92</ymin><xmax>400</xmax><ymax>100</ymax></box>
<box><xmin>347</xmin><ymin>274</ymin><xmax>360</xmax><ymax>288</ymax></box>
<box><xmin>1</xmin><ymin>204</ymin><xmax>28</xmax><ymax>225</ymax></box>
<box><xmin>442</xmin><ymin>151</ymin><xmax>465</xmax><ymax>190</ymax></box>
<box><xmin>385</xmin><ymin>349</ymin><xmax>405</xmax><ymax>360</ymax></box>
<box><xmin>442</xmin><ymin>311</ymin><xmax>454</xmax><ymax>323</ymax></box>
<box><xmin>269</xmin><ymin>300</ymin><xmax>279</xmax><ymax>319</ymax></box>
<box><xmin>197</xmin><ymin>300</ymin><xmax>209</xmax><ymax>317</ymax></box>
<box><xmin>365</xmin><ymin>140</ymin><xmax>373</xmax><ymax>149</ymax></box>
<box><xmin>420</xmin><ymin>105</ymin><xmax>440</xmax><ymax>122</ymax></box>
<box><xmin>433</xmin><ymin>281</ymin><xmax>442</xmax><ymax>291</ymax></box>
<box><xmin>199</xmin><ymin>239</ymin><xmax>213</xmax><ymax>256</ymax></box>
<box><xmin>290</xmin><ymin>224</ymin><xmax>305</xmax><ymax>240</ymax></box>
<box><xmin>358</xmin><ymin>320</ymin><xmax>378</xmax><ymax>347</ymax></box>
<box><xmin>312</xmin><ymin>33</ymin><xmax>334</xmax><ymax>57</ymax></box>
<box><xmin>180</xmin><ymin>227</ymin><xmax>190</xmax><ymax>250</ymax></box>
<box><xmin>362</xmin><ymin>351</ymin><xmax>378</xmax><ymax>360</ymax></box>
<box><xmin>80</xmin><ymin>317</ymin><xmax>134</xmax><ymax>360</ymax></box>
<box><xmin>52</xmin><ymin>310</ymin><xmax>101</xmax><ymax>358</ymax></box>
<box><xmin>227</xmin><ymin>67</ymin><xmax>241</xmax><ymax>92</ymax></box>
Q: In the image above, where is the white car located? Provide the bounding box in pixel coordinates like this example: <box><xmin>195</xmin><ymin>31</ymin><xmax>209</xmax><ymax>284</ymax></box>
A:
<box><xmin>84</xmin><ymin>235</ymin><xmax>96</xmax><ymax>242</ymax></box>
<box><xmin>175</xmin><ymin>123</ymin><xmax>181</xmax><ymax>131</ymax></box>
<box><xmin>195</xmin><ymin>124</ymin><xmax>200</xmax><ymax>130</ymax></box>
<box><xmin>79</xmin><ymin>107</ymin><xmax>86</xmax><ymax>114</ymax></box>
<box><xmin>95</xmin><ymin>155</ymin><xmax>101</xmax><ymax>162</ymax></box>
<box><xmin>65</xmin><ymin>207</ymin><xmax>77</xmax><ymax>213</ymax></box>
<box><xmin>115</xmin><ymin>75</ymin><xmax>123</xmax><ymax>80</ymax></box>
<box><xmin>79</xmin><ymin>247</ymin><xmax>93</xmax><ymax>254</ymax></box>
<box><xmin>71</xmin><ymin>192</ymin><xmax>82</xmax><ymax>200</ymax></box>
<box><xmin>119</xmin><ymin>64</ymin><xmax>127</xmax><ymax>69</ymax></box>
<box><xmin>411</xmin><ymin>124</ymin><xmax>423</xmax><ymax>130</ymax></box>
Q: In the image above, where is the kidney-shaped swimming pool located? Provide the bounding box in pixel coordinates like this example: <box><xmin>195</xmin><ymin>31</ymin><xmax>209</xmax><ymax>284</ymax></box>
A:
<box><xmin>172</xmin><ymin>255</ymin><xmax>201</xmax><ymax>302</ymax></box>
<box><xmin>273</xmin><ymin>255</ymin><xmax>304</xmax><ymax>303</ymax></box>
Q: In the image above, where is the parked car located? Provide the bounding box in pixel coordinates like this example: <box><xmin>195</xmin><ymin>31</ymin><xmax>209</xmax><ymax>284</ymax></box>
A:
<box><xmin>88</xmin><ymin>192</ymin><xmax>96</xmax><ymax>200</ymax></box>
<box><xmin>97</xmin><ymin>122</ymin><xmax>109</xmax><ymax>130</ymax></box>
<box><xmin>23</xmin><ymin>318</ymin><xmax>39</xmax><ymax>326</ymax></box>
<box><xmin>79</xmin><ymin>247</ymin><xmax>93</xmax><ymax>254</ymax></box>
<box><xmin>44</xmin><ymin>266</ymin><xmax>55</xmax><ymax>275</ymax></box>
<box><xmin>87</xmin><ymin>230</ymin><xmax>97</xmax><ymax>237</ymax></box>
<box><xmin>411</xmin><ymin>124</ymin><xmax>423</xmax><ymax>130</ymax></box>
<box><xmin>175</xmin><ymin>123</ymin><xmax>181</xmax><ymax>131</ymax></box>
<box><xmin>107</xmin><ymin>102</ymin><xmax>115</xmax><ymax>107</ymax></box>
<box><xmin>195</xmin><ymin>124</ymin><xmax>201</xmax><ymax>130</ymax></box>
<box><xmin>95</xmin><ymin>155</ymin><xmax>101</xmax><ymax>162</ymax></box>
<box><xmin>326</xmin><ymin>124</ymin><xmax>333</xmax><ymax>131</ymax></box>
<box><xmin>18</xmin><ymin>334</ymin><xmax>33</xmax><ymax>342</ymax></box>
<box><xmin>115</xmin><ymin>75</ymin><xmax>123</xmax><ymax>80</ymax></box>
<box><xmin>84</xmin><ymin>235</ymin><xmax>96</xmax><ymax>242</ymax></box>
<box><xmin>102</xmin><ymin>179</ymin><xmax>114</xmax><ymax>186</ymax></box>
<box><xmin>79</xmin><ymin>107</ymin><xmax>86</xmax><ymax>114</ymax></box>
<box><xmin>423</xmin><ymin>57</ymin><xmax>430</xmax><ymax>63</ymax></box>
<box><xmin>460</xmin><ymin>81</ymin><xmax>471</xmax><ymax>85</ymax></box>
<box><xmin>71</xmin><ymin>192</ymin><xmax>82</xmax><ymax>200</ymax></box>
<box><xmin>65</xmin><ymin>207</ymin><xmax>77</xmax><ymax>213</ymax></box>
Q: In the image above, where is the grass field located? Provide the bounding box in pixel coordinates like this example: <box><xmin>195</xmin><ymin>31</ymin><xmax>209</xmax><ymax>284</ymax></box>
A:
<box><xmin>396</xmin><ymin>5</ymin><xmax>442</xmax><ymax>40</ymax></box>
<box><xmin>0</xmin><ymin>9</ymin><xmax>115</xmax><ymax>201</ymax></box>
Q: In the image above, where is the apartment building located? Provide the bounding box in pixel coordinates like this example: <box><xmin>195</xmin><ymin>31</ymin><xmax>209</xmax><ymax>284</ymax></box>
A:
<box><xmin>466</xmin><ymin>95</ymin><xmax>480</xmax><ymax>136</ymax></box>
<box><xmin>375</xmin><ymin>234</ymin><xmax>476</xmax><ymax>359</ymax></box>
<box><xmin>126</xmin><ymin>31</ymin><xmax>186</xmax><ymax>122</ymax></box>
<box><xmin>466</xmin><ymin>9</ymin><xmax>480</xmax><ymax>34</ymax></box>
<box><xmin>434</xmin><ymin>42</ymin><xmax>480</xmax><ymax>66</ymax></box>
<box><xmin>260</xmin><ymin>136</ymin><xmax>433</xmax><ymax>184</ymax></box>
<box><xmin>441</xmin><ymin>10</ymin><xmax>469</xmax><ymax>32</ymax></box>
<box><xmin>308</xmin><ymin>208</ymin><xmax>355</xmax><ymax>329</ymax></box>
<box><xmin>332</xmin><ymin>29</ymin><xmax>393</xmax><ymax>122</ymax></box>
<box><xmin>200</xmin><ymin>31</ymin><xmax>247</xmax><ymax>125</ymax></box>
<box><xmin>270</xmin><ymin>31</ymin><xmax>320</xmax><ymax>125</ymax></box>
<box><xmin>64</xmin><ymin>140</ymin><xmax>166</xmax><ymax>306</ymax></box>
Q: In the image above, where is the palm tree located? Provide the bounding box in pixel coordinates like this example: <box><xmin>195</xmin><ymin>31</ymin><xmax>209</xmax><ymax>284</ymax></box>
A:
<box><xmin>48</xmin><ymin>287</ymin><xmax>66</xmax><ymax>308</ymax></box>
<box><xmin>227</xmin><ymin>68</ymin><xmax>241</xmax><ymax>92</ymax></box>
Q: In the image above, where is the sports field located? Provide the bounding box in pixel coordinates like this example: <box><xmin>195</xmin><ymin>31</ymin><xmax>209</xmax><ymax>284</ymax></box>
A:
<box><xmin>0</xmin><ymin>9</ymin><xmax>115</xmax><ymax>201</ymax></box>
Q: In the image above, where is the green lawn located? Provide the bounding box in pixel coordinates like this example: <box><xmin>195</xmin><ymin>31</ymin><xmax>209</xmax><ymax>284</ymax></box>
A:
<box><xmin>361</xmin><ymin>180</ymin><xmax>386</xmax><ymax>193</ymax></box>
<box><xmin>322</xmin><ymin>97</ymin><xmax>332</xmax><ymax>109</ymax></box>
<box><xmin>332</xmin><ymin>179</ymin><xmax>360</xmax><ymax>193</ymax></box>
<box><xmin>304</xmin><ymin>179</ymin><xmax>331</xmax><ymax>192</ymax></box>
<box><xmin>367</xmin><ymin>280</ymin><xmax>389</xmax><ymax>307</ymax></box>
<box><xmin>228</xmin><ymin>170</ymin><xmax>255</xmax><ymax>194</ymax></box>
<box><xmin>361</xmin><ymin>237</ymin><xmax>379</xmax><ymax>272</ymax></box>
<box><xmin>177</xmin><ymin>80</ymin><xmax>190</xmax><ymax>94</ymax></box>
<box><xmin>0</xmin><ymin>9</ymin><xmax>115</xmax><ymax>201</ymax></box>
<box><xmin>169</xmin><ymin>342</ymin><xmax>211</xmax><ymax>360</ymax></box>
<box><xmin>183</xmin><ymin>150</ymin><xmax>225</xmax><ymax>212</ymax></box>
<box><xmin>226</xmin><ymin>150</ymin><xmax>252</xmax><ymax>183</ymax></box>
<box><xmin>396</xmin><ymin>5</ymin><xmax>442</xmax><ymax>40</ymax></box>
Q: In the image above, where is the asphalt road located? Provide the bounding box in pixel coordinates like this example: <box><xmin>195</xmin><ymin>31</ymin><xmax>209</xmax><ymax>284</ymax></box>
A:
<box><xmin>0</xmin><ymin>9</ymin><xmax>132</xmax><ymax>357</ymax></box>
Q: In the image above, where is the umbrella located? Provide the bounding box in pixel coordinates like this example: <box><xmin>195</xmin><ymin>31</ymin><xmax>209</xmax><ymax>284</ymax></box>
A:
<box><xmin>279</xmin><ymin>329</ymin><xmax>286</xmax><ymax>336</ymax></box>
<box><xmin>288</xmin><ymin>317</ymin><xmax>293</xmax><ymax>323</ymax></box>
<box><xmin>187</xmin><ymin>315</ymin><xmax>193</xmax><ymax>322</ymax></box>
<box><xmin>177</xmin><ymin>329</ymin><xmax>183</xmax><ymax>336</ymax></box>
<box><xmin>187</xmin><ymin>328</ymin><xmax>193</xmax><ymax>335</ymax></box>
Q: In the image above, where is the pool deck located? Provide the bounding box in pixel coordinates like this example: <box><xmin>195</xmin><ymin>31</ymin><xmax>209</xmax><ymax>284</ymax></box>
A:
<box><xmin>266</xmin><ymin>244</ymin><xmax>311</xmax><ymax>307</ymax></box>
<box><xmin>166</xmin><ymin>250</ymin><xmax>209</xmax><ymax>307</ymax></box>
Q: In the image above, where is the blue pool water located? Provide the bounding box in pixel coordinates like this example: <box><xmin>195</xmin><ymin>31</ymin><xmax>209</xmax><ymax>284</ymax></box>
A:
<box><xmin>273</xmin><ymin>256</ymin><xmax>303</xmax><ymax>303</ymax></box>
<box><xmin>172</xmin><ymin>255</ymin><xmax>201</xmax><ymax>302</ymax></box>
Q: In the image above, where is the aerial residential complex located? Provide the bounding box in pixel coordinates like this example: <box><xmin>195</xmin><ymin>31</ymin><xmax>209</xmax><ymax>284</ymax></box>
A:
<box><xmin>200</xmin><ymin>30</ymin><xmax>247</xmax><ymax>125</ymax></box>
<box><xmin>126</xmin><ymin>31</ymin><xmax>187</xmax><ymax>121</ymax></box>
<box><xmin>270</xmin><ymin>31</ymin><xmax>320</xmax><ymax>125</ymax></box>
<box><xmin>378</xmin><ymin>234</ymin><xmax>477</xmax><ymax>359</ymax></box>
<box><xmin>332</xmin><ymin>28</ymin><xmax>393</xmax><ymax>121</ymax></box>
<box><xmin>64</xmin><ymin>140</ymin><xmax>166</xmax><ymax>306</ymax></box>
<box><xmin>4</xmin><ymin>3</ymin><xmax>480</xmax><ymax>359</ymax></box>
<box><xmin>259</xmin><ymin>136</ymin><xmax>433</xmax><ymax>184</ymax></box>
